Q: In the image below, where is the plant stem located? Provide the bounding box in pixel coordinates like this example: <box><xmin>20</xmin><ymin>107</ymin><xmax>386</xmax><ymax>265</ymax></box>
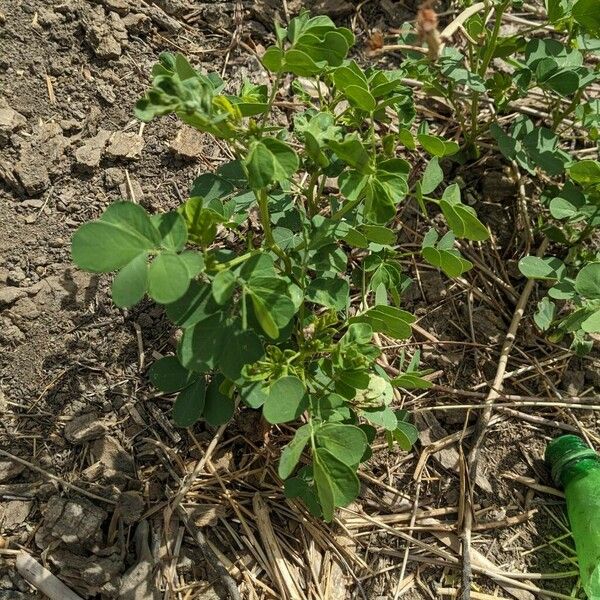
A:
<box><xmin>468</xmin><ymin>0</ymin><xmax>510</xmax><ymax>143</ymax></box>
<box><xmin>256</xmin><ymin>188</ymin><xmax>293</xmax><ymax>273</ymax></box>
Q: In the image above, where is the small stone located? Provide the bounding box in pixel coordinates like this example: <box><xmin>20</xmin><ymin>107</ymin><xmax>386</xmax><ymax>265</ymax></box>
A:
<box><xmin>0</xmin><ymin>106</ymin><xmax>27</xmax><ymax>146</ymax></box>
<box><xmin>97</xmin><ymin>82</ymin><xmax>116</xmax><ymax>105</ymax></box>
<box><xmin>169</xmin><ymin>126</ymin><xmax>204</xmax><ymax>160</ymax></box>
<box><xmin>9</xmin><ymin>297</ymin><xmax>39</xmax><ymax>319</ymax></box>
<box><xmin>0</xmin><ymin>321</ymin><xmax>25</xmax><ymax>344</ymax></box>
<box><xmin>122</xmin><ymin>12</ymin><xmax>151</xmax><ymax>33</ymax></box>
<box><xmin>0</xmin><ymin>460</ymin><xmax>25</xmax><ymax>483</ymax></box>
<box><xmin>0</xmin><ymin>287</ymin><xmax>26</xmax><ymax>307</ymax></box>
<box><xmin>102</xmin><ymin>0</ymin><xmax>131</xmax><ymax>15</ymax></box>
<box><xmin>117</xmin><ymin>491</ymin><xmax>144</xmax><ymax>524</ymax></box>
<box><xmin>15</xmin><ymin>158</ymin><xmax>50</xmax><ymax>195</ymax></box>
<box><xmin>0</xmin><ymin>501</ymin><xmax>33</xmax><ymax>530</ymax></box>
<box><xmin>64</xmin><ymin>412</ymin><xmax>107</xmax><ymax>444</ymax></box>
<box><xmin>90</xmin><ymin>436</ymin><xmax>135</xmax><ymax>475</ymax></box>
<box><xmin>60</xmin><ymin>118</ymin><xmax>82</xmax><ymax>134</ymax></box>
<box><xmin>7</xmin><ymin>267</ymin><xmax>25</xmax><ymax>284</ymax></box>
<box><xmin>75</xmin><ymin>145</ymin><xmax>103</xmax><ymax>170</ymax></box>
<box><xmin>104</xmin><ymin>167</ymin><xmax>124</xmax><ymax>188</ymax></box>
<box><xmin>36</xmin><ymin>495</ymin><xmax>107</xmax><ymax>547</ymax></box>
<box><xmin>21</xmin><ymin>199</ymin><xmax>44</xmax><ymax>208</ymax></box>
<box><xmin>106</xmin><ymin>131</ymin><xmax>144</xmax><ymax>159</ymax></box>
<box><xmin>118</xmin><ymin>178</ymin><xmax>143</xmax><ymax>201</ymax></box>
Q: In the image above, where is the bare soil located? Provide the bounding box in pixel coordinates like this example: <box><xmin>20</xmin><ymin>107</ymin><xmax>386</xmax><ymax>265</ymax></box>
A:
<box><xmin>1</xmin><ymin>1</ymin><xmax>599</xmax><ymax>599</ymax></box>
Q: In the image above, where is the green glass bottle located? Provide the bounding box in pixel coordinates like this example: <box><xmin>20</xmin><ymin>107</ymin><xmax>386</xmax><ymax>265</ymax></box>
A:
<box><xmin>546</xmin><ymin>435</ymin><xmax>600</xmax><ymax>600</ymax></box>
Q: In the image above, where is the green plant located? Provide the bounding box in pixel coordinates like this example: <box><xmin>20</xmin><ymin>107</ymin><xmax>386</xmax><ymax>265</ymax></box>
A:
<box><xmin>518</xmin><ymin>160</ymin><xmax>600</xmax><ymax>353</ymax></box>
<box><xmin>70</xmin><ymin>12</ymin><xmax>494</xmax><ymax>521</ymax></box>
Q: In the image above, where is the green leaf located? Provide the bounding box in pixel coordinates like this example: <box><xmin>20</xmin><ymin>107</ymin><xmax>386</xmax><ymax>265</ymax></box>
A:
<box><xmin>165</xmin><ymin>281</ymin><xmax>221</xmax><ymax>328</ymax></box>
<box><xmin>112</xmin><ymin>252</ymin><xmax>148</xmax><ymax>308</ymax></box>
<box><xmin>179</xmin><ymin>251</ymin><xmax>205</xmax><ymax>278</ymax></box>
<box><xmin>152</xmin><ymin>212</ymin><xmax>187</xmax><ymax>252</ymax></box>
<box><xmin>148</xmin><ymin>252</ymin><xmax>191</xmax><ymax>304</ymax></box>
<box><xmin>582</xmin><ymin>309</ymin><xmax>600</xmax><ymax>333</ymax></box>
<box><xmin>574</xmin><ymin>263</ymin><xmax>600</xmax><ymax>299</ymax></box>
<box><xmin>345</xmin><ymin>85</ymin><xmax>376</xmax><ymax>112</ymax></box>
<box><xmin>573</xmin><ymin>0</ymin><xmax>600</xmax><ymax>35</ymax></box>
<box><xmin>72</xmin><ymin>202</ymin><xmax>160</xmax><ymax>272</ymax></box>
<box><xmin>314</xmin><ymin>447</ymin><xmax>360</xmax><ymax>510</ymax></box>
<box><xmin>417</xmin><ymin>134</ymin><xmax>459</xmax><ymax>157</ymax></box>
<box><xmin>306</xmin><ymin>277</ymin><xmax>349</xmax><ymax>310</ymax></box>
<box><xmin>350</xmin><ymin>305</ymin><xmax>415</xmax><ymax>340</ymax></box>
<box><xmin>392</xmin><ymin>373</ymin><xmax>432</xmax><ymax>389</ymax></box>
<box><xmin>327</xmin><ymin>137</ymin><xmax>371</xmax><ymax>173</ymax></box>
<box><xmin>360</xmin><ymin>225</ymin><xmax>396</xmax><ymax>245</ymax></box>
<box><xmin>360</xmin><ymin>405</ymin><xmax>398</xmax><ymax>430</ymax></box>
<box><xmin>312</xmin><ymin>454</ymin><xmax>335</xmax><ymax>522</ymax></box>
<box><xmin>249</xmin><ymin>291</ymin><xmax>279</xmax><ymax>339</ymax></box>
<box><xmin>241</xmin><ymin>383</ymin><xmax>269</xmax><ymax>408</ymax></box>
<box><xmin>421</xmin><ymin>157</ymin><xmax>443</xmax><ymax>194</ymax></box>
<box><xmin>439</xmin><ymin>185</ymin><xmax>489</xmax><ymax>241</ymax></box>
<box><xmin>247</xmin><ymin>277</ymin><xmax>296</xmax><ymax>338</ymax></box>
<box><xmin>178</xmin><ymin>313</ymin><xmax>227</xmax><ymax>372</ymax></box>
<box><xmin>534</xmin><ymin>297</ymin><xmax>556</xmax><ymax>331</ymax></box>
<box><xmin>262</xmin><ymin>47</ymin><xmax>284</xmax><ymax>72</ymax></box>
<box><xmin>245</xmin><ymin>138</ymin><xmax>299</xmax><ymax>189</ymax></box>
<box><xmin>569</xmin><ymin>160</ymin><xmax>600</xmax><ymax>185</ymax></box>
<box><xmin>212</xmin><ymin>270</ymin><xmax>237</xmax><ymax>304</ymax></box>
<box><xmin>179</xmin><ymin>197</ymin><xmax>226</xmax><ymax>247</ymax></box>
<box><xmin>392</xmin><ymin>420</ymin><xmax>419</xmax><ymax>451</ymax></box>
<box><xmin>518</xmin><ymin>256</ymin><xmax>565</xmax><ymax>280</ymax></box>
<box><xmin>279</xmin><ymin>424</ymin><xmax>311</xmax><ymax>479</ymax></box>
<box><xmin>218</xmin><ymin>328</ymin><xmax>264</xmax><ymax>381</ymax></box>
<box><xmin>263</xmin><ymin>376</ymin><xmax>308</xmax><ymax>424</ymax></box>
<box><xmin>315</xmin><ymin>424</ymin><xmax>367</xmax><ymax>467</ymax></box>
<box><xmin>173</xmin><ymin>378</ymin><xmax>206</xmax><ymax>427</ymax></box>
<box><xmin>204</xmin><ymin>376</ymin><xmax>235</xmax><ymax>425</ymax></box>
<box><xmin>149</xmin><ymin>355</ymin><xmax>198</xmax><ymax>393</ymax></box>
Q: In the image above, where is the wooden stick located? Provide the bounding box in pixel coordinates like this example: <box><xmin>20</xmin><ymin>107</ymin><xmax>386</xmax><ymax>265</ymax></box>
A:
<box><xmin>16</xmin><ymin>551</ymin><xmax>84</xmax><ymax>600</ymax></box>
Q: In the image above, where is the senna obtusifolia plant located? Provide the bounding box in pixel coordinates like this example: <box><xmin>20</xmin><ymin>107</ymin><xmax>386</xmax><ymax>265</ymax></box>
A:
<box><xmin>71</xmin><ymin>12</ymin><xmax>491</xmax><ymax>520</ymax></box>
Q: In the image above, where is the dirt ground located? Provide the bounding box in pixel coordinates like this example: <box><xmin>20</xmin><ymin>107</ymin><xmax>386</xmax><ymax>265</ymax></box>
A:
<box><xmin>1</xmin><ymin>1</ymin><xmax>599</xmax><ymax>599</ymax></box>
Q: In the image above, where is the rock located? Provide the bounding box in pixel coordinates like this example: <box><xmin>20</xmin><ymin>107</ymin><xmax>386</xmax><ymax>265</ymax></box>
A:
<box><xmin>0</xmin><ymin>287</ymin><xmax>26</xmax><ymax>307</ymax></box>
<box><xmin>0</xmin><ymin>320</ymin><xmax>25</xmax><ymax>345</ymax></box>
<box><xmin>90</xmin><ymin>436</ymin><xmax>135</xmax><ymax>476</ymax></box>
<box><xmin>0</xmin><ymin>106</ymin><xmax>27</xmax><ymax>146</ymax></box>
<box><xmin>97</xmin><ymin>82</ymin><xmax>116</xmax><ymax>104</ymax></box>
<box><xmin>74</xmin><ymin>145</ymin><xmax>103</xmax><ymax>170</ymax></box>
<box><xmin>47</xmin><ymin>547</ymin><xmax>123</xmax><ymax>597</ymax></box>
<box><xmin>120</xmin><ymin>521</ymin><xmax>159</xmax><ymax>600</ymax></box>
<box><xmin>14</xmin><ymin>158</ymin><xmax>50</xmax><ymax>195</ymax></box>
<box><xmin>74</xmin><ymin>129</ymin><xmax>111</xmax><ymax>170</ymax></box>
<box><xmin>0</xmin><ymin>501</ymin><xmax>33</xmax><ymax>530</ymax></box>
<box><xmin>140</xmin><ymin>4</ymin><xmax>182</xmax><ymax>33</ymax></box>
<box><xmin>8</xmin><ymin>297</ymin><xmax>39</xmax><ymax>319</ymax></box>
<box><xmin>0</xmin><ymin>593</ymin><xmax>27</xmax><ymax>600</ymax></box>
<box><xmin>119</xmin><ymin>178</ymin><xmax>143</xmax><ymax>201</ymax></box>
<box><xmin>64</xmin><ymin>413</ymin><xmax>108</xmax><ymax>444</ymax></box>
<box><xmin>104</xmin><ymin>167</ymin><xmax>124</xmax><ymax>188</ymax></box>
<box><xmin>169</xmin><ymin>126</ymin><xmax>204</xmax><ymax>159</ymax></box>
<box><xmin>106</xmin><ymin>131</ymin><xmax>144</xmax><ymax>159</ymax></box>
<box><xmin>102</xmin><ymin>0</ymin><xmax>131</xmax><ymax>15</ymax></box>
<box><xmin>117</xmin><ymin>491</ymin><xmax>144</xmax><ymax>524</ymax></box>
<box><xmin>84</xmin><ymin>8</ymin><xmax>128</xmax><ymax>60</ymax></box>
<box><xmin>122</xmin><ymin>12</ymin><xmax>151</xmax><ymax>34</ymax></box>
<box><xmin>0</xmin><ymin>460</ymin><xmax>25</xmax><ymax>483</ymax></box>
<box><xmin>36</xmin><ymin>495</ymin><xmax>107</xmax><ymax>548</ymax></box>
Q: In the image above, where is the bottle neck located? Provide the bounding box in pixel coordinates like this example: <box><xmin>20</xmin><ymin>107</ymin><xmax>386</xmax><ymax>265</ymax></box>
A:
<box><xmin>559</xmin><ymin>457</ymin><xmax>600</xmax><ymax>489</ymax></box>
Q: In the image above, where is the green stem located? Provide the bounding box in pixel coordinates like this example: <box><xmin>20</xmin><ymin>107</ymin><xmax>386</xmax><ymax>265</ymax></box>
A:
<box><xmin>212</xmin><ymin>250</ymin><xmax>258</xmax><ymax>272</ymax></box>
<box><xmin>256</xmin><ymin>188</ymin><xmax>293</xmax><ymax>273</ymax></box>
<box><xmin>331</xmin><ymin>196</ymin><xmax>363</xmax><ymax>221</ymax></box>
<box><xmin>468</xmin><ymin>0</ymin><xmax>510</xmax><ymax>143</ymax></box>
